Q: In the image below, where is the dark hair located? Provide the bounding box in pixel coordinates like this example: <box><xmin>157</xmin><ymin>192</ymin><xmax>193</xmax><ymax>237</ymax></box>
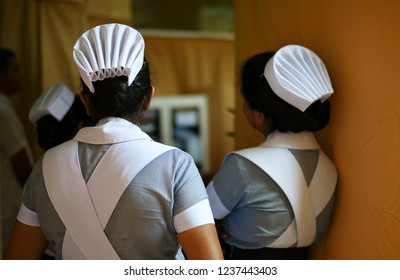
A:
<box><xmin>81</xmin><ymin>60</ymin><xmax>152</xmax><ymax>125</ymax></box>
<box><xmin>36</xmin><ymin>96</ymin><xmax>89</xmax><ymax>150</ymax></box>
<box><xmin>0</xmin><ymin>48</ymin><xmax>16</xmax><ymax>73</ymax></box>
<box><xmin>240</xmin><ymin>52</ymin><xmax>331</xmax><ymax>132</ymax></box>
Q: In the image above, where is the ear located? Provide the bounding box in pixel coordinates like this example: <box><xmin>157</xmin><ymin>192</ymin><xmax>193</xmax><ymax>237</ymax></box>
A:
<box><xmin>254</xmin><ymin>110</ymin><xmax>265</xmax><ymax>123</ymax></box>
<box><xmin>253</xmin><ymin>109</ymin><xmax>273</xmax><ymax>136</ymax></box>
<box><xmin>145</xmin><ymin>86</ymin><xmax>155</xmax><ymax>110</ymax></box>
<box><xmin>79</xmin><ymin>92</ymin><xmax>93</xmax><ymax>116</ymax></box>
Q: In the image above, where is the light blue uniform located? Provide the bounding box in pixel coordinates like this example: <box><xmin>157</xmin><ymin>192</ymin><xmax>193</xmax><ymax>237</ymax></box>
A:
<box><xmin>207</xmin><ymin>131</ymin><xmax>337</xmax><ymax>250</ymax></box>
<box><xmin>18</xmin><ymin>117</ymin><xmax>213</xmax><ymax>259</ymax></box>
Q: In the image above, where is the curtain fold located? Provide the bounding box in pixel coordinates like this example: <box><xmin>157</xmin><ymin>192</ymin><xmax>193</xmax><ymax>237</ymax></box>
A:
<box><xmin>39</xmin><ymin>0</ymin><xmax>88</xmax><ymax>93</ymax></box>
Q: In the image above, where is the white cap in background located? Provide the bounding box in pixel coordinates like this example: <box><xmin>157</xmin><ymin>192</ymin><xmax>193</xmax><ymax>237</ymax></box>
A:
<box><xmin>29</xmin><ymin>83</ymin><xmax>75</xmax><ymax>123</ymax></box>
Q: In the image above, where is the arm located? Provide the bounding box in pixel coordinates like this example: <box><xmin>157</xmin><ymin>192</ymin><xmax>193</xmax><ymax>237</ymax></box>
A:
<box><xmin>0</xmin><ymin>110</ymin><xmax>33</xmax><ymax>186</ymax></box>
<box><xmin>172</xmin><ymin>152</ymin><xmax>223</xmax><ymax>259</ymax></box>
<box><xmin>5</xmin><ymin>221</ymin><xmax>48</xmax><ymax>260</ymax></box>
<box><xmin>177</xmin><ymin>224</ymin><xmax>223</xmax><ymax>260</ymax></box>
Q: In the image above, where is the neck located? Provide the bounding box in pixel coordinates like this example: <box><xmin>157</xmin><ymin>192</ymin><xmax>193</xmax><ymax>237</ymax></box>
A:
<box><xmin>260</xmin><ymin>118</ymin><xmax>273</xmax><ymax>138</ymax></box>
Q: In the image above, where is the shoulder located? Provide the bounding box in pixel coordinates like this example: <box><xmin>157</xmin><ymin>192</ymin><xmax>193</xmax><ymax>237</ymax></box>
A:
<box><xmin>28</xmin><ymin>155</ymin><xmax>46</xmax><ymax>181</ymax></box>
<box><xmin>137</xmin><ymin>146</ymin><xmax>199</xmax><ymax>179</ymax></box>
<box><xmin>222</xmin><ymin>151</ymin><xmax>262</xmax><ymax>172</ymax></box>
<box><xmin>154</xmin><ymin>145</ymin><xmax>195</xmax><ymax>164</ymax></box>
<box><xmin>0</xmin><ymin>105</ymin><xmax>18</xmax><ymax>125</ymax></box>
<box><xmin>22</xmin><ymin>155</ymin><xmax>46</xmax><ymax>209</ymax></box>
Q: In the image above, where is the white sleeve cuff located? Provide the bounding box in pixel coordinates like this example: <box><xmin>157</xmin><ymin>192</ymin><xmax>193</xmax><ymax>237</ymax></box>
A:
<box><xmin>174</xmin><ymin>199</ymin><xmax>214</xmax><ymax>233</ymax></box>
<box><xmin>16</xmin><ymin>203</ymin><xmax>41</xmax><ymax>227</ymax></box>
<box><xmin>206</xmin><ymin>181</ymin><xmax>230</xmax><ymax>220</ymax></box>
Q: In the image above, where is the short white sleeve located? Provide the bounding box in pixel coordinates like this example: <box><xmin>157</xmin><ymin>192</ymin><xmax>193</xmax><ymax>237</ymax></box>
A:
<box><xmin>173</xmin><ymin>199</ymin><xmax>214</xmax><ymax>233</ymax></box>
<box><xmin>16</xmin><ymin>203</ymin><xmax>41</xmax><ymax>227</ymax></box>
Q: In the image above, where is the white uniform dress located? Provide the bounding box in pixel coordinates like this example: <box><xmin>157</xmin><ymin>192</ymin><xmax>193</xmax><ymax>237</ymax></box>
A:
<box><xmin>18</xmin><ymin>117</ymin><xmax>214</xmax><ymax>259</ymax></box>
<box><xmin>0</xmin><ymin>92</ymin><xmax>33</xmax><ymax>258</ymax></box>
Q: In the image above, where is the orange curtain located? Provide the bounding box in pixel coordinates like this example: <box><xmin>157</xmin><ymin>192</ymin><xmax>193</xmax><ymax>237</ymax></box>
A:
<box><xmin>234</xmin><ymin>0</ymin><xmax>400</xmax><ymax>259</ymax></box>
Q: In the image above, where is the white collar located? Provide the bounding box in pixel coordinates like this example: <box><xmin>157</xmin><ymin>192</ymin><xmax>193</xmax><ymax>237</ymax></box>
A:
<box><xmin>260</xmin><ymin>131</ymin><xmax>320</xmax><ymax>150</ymax></box>
<box><xmin>73</xmin><ymin>117</ymin><xmax>152</xmax><ymax>144</ymax></box>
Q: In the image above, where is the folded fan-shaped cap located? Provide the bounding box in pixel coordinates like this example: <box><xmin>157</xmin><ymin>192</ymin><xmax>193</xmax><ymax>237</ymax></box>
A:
<box><xmin>29</xmin><ymin>83</ymin><xmax>75</xmax><ymax>123</ymax></box>
<box><xmin>264</xmin><ymin>45</ymin><xmax>334</xmax><ymax>112</ymax></box>
<box><xmin>73</xmin><ymin>23</ymin><xmax>145</xmax><ymax>93</ymax></box>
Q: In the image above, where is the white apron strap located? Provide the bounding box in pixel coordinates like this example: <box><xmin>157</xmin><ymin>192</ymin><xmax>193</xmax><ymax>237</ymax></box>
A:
<box><xmin>309</xmin><ymin>151</ymin><xmax>337</xmax><ymax>217</ymax></box>
<box><xmin>86</xmin><ymin>140</ymin><xmax>175</xmax><ymax>228</ymax></box>
<box><xmin>43</xmin><ymin>141</ymin><xmax>114</xmax><ymax>259</ymax></box>
<box><xmin>43</xmin><ymin>140</ymin><xmax>173</xmax><ymax>259</ymax></box>
<box><xmin>233</xmin><ymin>147</ymin><xmax>316</xmax><ymax>247</ymax></box>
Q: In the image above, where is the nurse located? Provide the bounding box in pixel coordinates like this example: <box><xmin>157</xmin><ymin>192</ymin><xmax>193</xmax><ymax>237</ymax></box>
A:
<box><xmin>29</xmin><ymin>83</ymin><xmax>89</xmax><ymax>151</ymax></box>
<box><xmin>6</xmin><ymin>23</ymin><xmax>223</xmax><ymax>260</ymax></box>
<box><xmin>0</xmin><ymin>48</ymin><xmax>33</xmax><ymax>258</ymax></box>
<box><xmin>207</xmin><ymin>45</ymin><xmax>338</xmax><ymax>259</ymax></box>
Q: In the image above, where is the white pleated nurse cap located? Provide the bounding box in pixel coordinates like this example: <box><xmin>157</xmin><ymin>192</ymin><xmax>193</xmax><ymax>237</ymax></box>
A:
<box><xmin>73</xmin><ymin>23</ymin><xmax>145</xmax><ymax>93</ymax></box>
<box><xmin>263</xmin><ymin>45</ymin><xmax>334</xmax><ymax>112</ymax></box>
<box><xmin>29</xmin><ymin>83</ymin><xmax>75</xmax><ymax>123</ymax></box>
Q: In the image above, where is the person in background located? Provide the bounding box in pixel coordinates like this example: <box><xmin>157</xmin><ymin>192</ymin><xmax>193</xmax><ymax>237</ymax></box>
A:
<box><xmin>27</xmin><ymin>83</ymin><xmax>89</xmax><ymax>259</ymax></box>
<box><xmin>5</xmin><ymin>23</ymin><xmax>223</xmax><ymax>260</ymax></box>
<box><xmin>206</xmin><ymin>45</ymin><xmax>338</xmax><ymax>260</ymax></box>
<box><xmin>0</xmin><ymin>48</ymin><xmax>33</xmax><ymax>258</ymax></box>
<box><xmin>29</xmin><ymin>83</ymin><xmax>89</xmax><ymax>151</ymax></box>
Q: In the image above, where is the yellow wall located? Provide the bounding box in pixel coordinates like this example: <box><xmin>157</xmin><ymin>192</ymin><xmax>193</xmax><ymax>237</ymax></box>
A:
<box><xmin>234</xmin><ymin>0</ymin><xmax>400</xmax><ymax>259</ymax></box>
